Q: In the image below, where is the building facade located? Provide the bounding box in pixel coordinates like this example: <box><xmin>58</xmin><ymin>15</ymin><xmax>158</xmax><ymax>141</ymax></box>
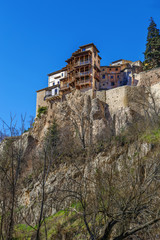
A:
<box><xmin>60</xmin><ymin>43</ymin><xmax>101</xmax><ymax>98</ymax></box>
<box><xmin>99</xmin><ymin>59</ymin><xmax>143</xmax><ymax>90</ymax></box>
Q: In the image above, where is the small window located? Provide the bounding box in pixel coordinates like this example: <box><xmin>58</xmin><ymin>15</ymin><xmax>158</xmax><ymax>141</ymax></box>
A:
<box><xmin>103</xmin><ymin>83</ymin><xmax>105</xmax><ymax>86</ymax></box>
<box><xmin>102</xmin><ymin>75</ymin><xmax>105</xmax><ymax>79</ymax></box>
<box><xmin>62</xmin><ymin>73</ymin><xmax>63</xmax><ymax>77</ymax></box>
<box><xmin>98</xmin><ymin>60</ymin><xmax>100</xmax><ymax>64</ymax></box>
<box><xmin>111</xmin><ymin>82</ymin><xmax>115</xmax><ymax>86</ymax></box>
<box><xmin>55</xmin><ymin>89</ymin><xmax>57</xmax><ymax>95</ymax></box>
<box><xmin>103</xmin><ymin>68</ymin><xmax>105</xmax><ymax>71</ymax></box>
<box><xmin>94</xmin><ymin>51</ymin><xmax>96</xmax><ymax>57</ymax></box>
<box><xmin>58</xmin><ymin>81</ymin><xmax>60</xmax><ymax>84</ymax></box>
<box><xmin>117</xmin><ymin>75</ymin><xmax>119</xmax><ymax>79</ymax></box>
<box><xmin>111</xmin><ymin>76</ymin><xmax>113</xmax><ymax>79</ymax></box>
<box><xmin>82</xmin><ymin>48</ymin><xmax>86</xmax><ymax>51</ymax></box>
<box><xmin>116</xmin><ymin>68</ymin><xmax>118</xmax><ymax>71</ymax></box>
<box><xmin>53</xmin><ymin>82</ymin><xmax>55</xmax><ymax>86</ymax></box>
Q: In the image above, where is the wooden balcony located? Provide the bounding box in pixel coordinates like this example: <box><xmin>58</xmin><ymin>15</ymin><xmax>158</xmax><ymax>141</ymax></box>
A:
<box><xmin>45</xmin><ymin>94</ymin><xmax>61</xmax><ymax>101</ymax></box>
<box><xmin>60</xmin><ymin>83</ymin><xmax>70</xmax><ymax>91</ymax></box>
<box><xmin>75</xmin><ymin>78</ymin><xmax>92</xmax><ymax>88</ymax></box>
<box><xmin>94</xmin><ymin>63</ymin><xmax>101</xmax><ymax>72</ymax></box>
<box><xmin>74</xmin><ymin>59</ymin><xmax>92</xmax><ymax>67</ymax></box>
<box><xmin>75</xmin><ymin>70</ymin><xmax>91</xmax><ymax>78</ymax></box>
<box><xmin>94</xmin><ymin>72</ymin><xmax>100</xmax><ymax>81</ymax></box>
<box><xmin>68</xmin><ymin>77</ymin><xmax>75</xmax><ymax>84</ymax></box>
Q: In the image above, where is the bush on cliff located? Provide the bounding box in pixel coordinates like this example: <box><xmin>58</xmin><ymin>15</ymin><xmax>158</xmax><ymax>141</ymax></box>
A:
<box><xmin>37</xmin><ymin>106</ymin><xmax>48</xmax><ymax>118</ymax></box>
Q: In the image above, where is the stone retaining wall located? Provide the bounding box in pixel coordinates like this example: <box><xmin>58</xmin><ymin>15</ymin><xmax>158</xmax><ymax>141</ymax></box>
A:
<box><xmin>137</xmin><ymin>67</ymin><xmax>160</xmax><ymax>86</ymax></box>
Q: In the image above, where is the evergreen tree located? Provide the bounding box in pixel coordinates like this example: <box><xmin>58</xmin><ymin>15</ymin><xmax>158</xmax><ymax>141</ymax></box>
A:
<box><xmin>144</xmin><ymin>17</ymin><xmax>160</xmax><ymax>70</ymax></box>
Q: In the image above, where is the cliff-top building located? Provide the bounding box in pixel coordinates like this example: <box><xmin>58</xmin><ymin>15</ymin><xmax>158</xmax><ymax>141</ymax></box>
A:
<box><xmin>36</xmin><ymin>43</ymin><xmax>143</xmax><ymax>115</ymax></box>
<box><xmin>36</xmin><ymin>43</ymin><xmax>101</xmax><ymax>113</ymax></box>
<box><xmin>99</xmin><ymin>59</ymin><xmax>143</xmax><ymax>90</ymax></box>
<box><xmin>60</xmin><ymin>43</ymin><xmax>101</xmax><ymax>98</ymax></box>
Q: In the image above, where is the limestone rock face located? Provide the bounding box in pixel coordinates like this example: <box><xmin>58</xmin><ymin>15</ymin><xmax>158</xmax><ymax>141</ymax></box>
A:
<box><xmin>33</xmin><ymin>90</ymin><xmax>113</xmax><ymax>144</ymax></box>
<box><xmin>32</xmin><ymin>89</ymin><xmax>143</xmax><ymax>146</ymax></box>
<box><xmin>0</xmin><ymin>88</ymin><xmax>155</xmax><ymax>226</ymax></box>
<box><xmin>18</xmin><ymin>139</ymin><xmax>152</xmax><ymax>225</ymax></box>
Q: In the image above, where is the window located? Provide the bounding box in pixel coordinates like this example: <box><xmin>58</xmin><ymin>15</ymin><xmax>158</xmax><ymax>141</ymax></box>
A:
<box><xmin>117</xmin><ymin>75</ymin><xmax>119</xmax><ymax>79</ymax></box>
<box><xmin>53</xmin><ymin>82</ymin><xmax>55</xmax><ymax>86</ymax></box>
<box><xmin>62</xmin><ymin>73</ymin><xmax>63</xmax><ymax>77</ymax></box>
<box><xmin>103</xmin><ymin>83</ymin><xmax>105</xmax><ymax>86</ymax></box>
<box><xmin>116</xmin><ymin>68</ymin><xmax>118</xmax><ymax>71</ymax></box>
<box><xmin>85</xmin><ymin>56</ymin><xmax>88</xmax><ymax>61</ymax></box>
<box><xmin>98</xmin><ymin>60</ymin><xmax>100</xmax><ymax>64</ymax></box>
<box><xmin>111</xmin><ymin>82</ymin><xmax>115</xmax><ymax>86</ymax></box>
<box><xmin>94</xmin><ymin>51</ymin><xmax>96</xmax><ymax>57</ymax></box>
<box><xmin>55</xmin><ymin>89</ymin><xmax>57</xmax><ymax>95</ymax></box>
<box><xmin>102</xmin><ymin>75</ymin><xmax>105</xmax><ymax>79</ymax></box>
<box><xmin>58</xmin><ymin>81</ymin><xmax>60</xmax><ymax>84</ymax></box>
<box><xmin>111</xmin><ymin>76</ymin><xmax>113</xmax><ymax>79</ymax></box>
<box><xmin>82</xmin><ymin>48</ymin><xmax>86</xmax><ymax>51</ymax></box>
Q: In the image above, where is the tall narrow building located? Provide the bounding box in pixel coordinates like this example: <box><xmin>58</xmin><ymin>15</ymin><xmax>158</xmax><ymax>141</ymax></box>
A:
<box><xmin>36</xmin><ymin>43</ymin><xmax>101</xmax><ymax>115</ymax></box>
<box><xmin>60</xmin><ymin>43</ymin><xmax>101</xmax><ymax>97</ymax></box>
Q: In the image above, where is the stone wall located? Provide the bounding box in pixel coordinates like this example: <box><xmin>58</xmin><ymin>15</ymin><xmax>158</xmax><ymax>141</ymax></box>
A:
<box><xmin>105</xmin><ymin>86</ymin><xmax>129</xmax><ymax>114</ymax></box>
<box><xmin>36</xmin><ymin>85</ymin><xmax>143</xmax><ymax>119</ymax></box>
<box><xmin>137</xmin><ymin>67</ymin><xmax>160</xmax><ymax>86</ymax></box>
<box><xmin>36</xmin><ymin>90</ymin><xmax>49</xmax><ymax>115</ymax></box>
<box><xmin>96</xmin><ymin>86</ymin><xmax>137</xmax><ymax>114</ymax></box>
<box><xmin>96</xmin><ymin>85</ymin><xmax>145</xmax><ymax>117</ymax></box>
<box><xmin>96</xmin><ymin>90</ymin><xmax>106</xmax><ymax>102</ymax></box>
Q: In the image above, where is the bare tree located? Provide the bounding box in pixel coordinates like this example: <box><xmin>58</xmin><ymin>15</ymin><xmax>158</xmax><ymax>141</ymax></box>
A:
<box><xmin>0</xmin><ymin>114</ymin><xmax>26</xmax><ymax>240</ymax></box>
<box><xmin>131</xmin><ymin>78</ymin><xmax>160</xmax><ymax>129</ymax></box>
<box><xmin>56</xmin><ymin>149</ymin><xmax>160</xmax><ymax>240</ymax></box>
<box><xmin>22</xmin><ymin>120</ymin><xmax>61</xmax><ymax>240</ymax></box>
<box><xmin>67</xmin><ymin>96</ymin><xmax>93</xmax><ymax>149</ymax></box>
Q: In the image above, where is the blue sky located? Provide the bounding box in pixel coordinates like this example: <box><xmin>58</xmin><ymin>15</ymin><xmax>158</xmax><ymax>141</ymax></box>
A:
<box><xmin>0</xmin><ymin>0</ymin><xmax>160</xmax><ymax>131</ymax></box>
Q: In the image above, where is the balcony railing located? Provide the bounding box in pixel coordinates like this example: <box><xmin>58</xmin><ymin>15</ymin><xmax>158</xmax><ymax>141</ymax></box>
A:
<box><xmin>75</xmin><ymin>70</ymin><xmax>91</xmax><ymax>77</ymax></box>
<box><xmin>44</xmin><ymin>93</ymin><xmax>60</xmax><ymax>100</ymax></box>
<box><xmin>76</xmin><ymin>78</ymin><xmax>92</xmax><ymax>86</ymax></box>
<box><xmin>75</xmin><ymin>60</ymin><xmax>92</xmax><ymax>67</ymax></box>
<box><xmin>94</xmin><ymin>72</ymin><xmax>100</xmax><ymax>81</ymax></box>
<box><xmin>60</xmin><ymin>83</ymin><xmax>70</xmax><ymax>90</ymax></box>
<box><xmin>68</xmin><ymin>77</ymin><xmax>74</xmax><ymax>83</ymax></box>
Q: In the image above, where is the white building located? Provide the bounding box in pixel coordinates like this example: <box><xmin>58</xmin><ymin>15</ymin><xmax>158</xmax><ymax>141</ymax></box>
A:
<box><xmin>48</xmin><ymin>68</ymin><xmax>67</xmax><ymax>87</ymax></box>
<box><xmin>45</xmin><ymin>68</ymin><xmax>67</xmax><ymax>99</ymax></box>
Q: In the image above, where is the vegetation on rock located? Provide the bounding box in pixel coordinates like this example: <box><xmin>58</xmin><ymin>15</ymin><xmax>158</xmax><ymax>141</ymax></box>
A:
<box><xmin>37</xmin><ymin>106</ymin><xmax>48</xmax><ymax>119</ymax></box>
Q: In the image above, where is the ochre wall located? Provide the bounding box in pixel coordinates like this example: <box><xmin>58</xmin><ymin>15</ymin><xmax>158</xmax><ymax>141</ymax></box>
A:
<box><xmin>105</xmin><ymin>86</ymin><xmax>129</xmax><ymax>113</ymax></box>
<box><xmin>96</xmin><ymin>86</ymin><xmax>141</xmax><ymax>114</ymax></box>
<box><xmin>36</xmin><ymin>90</ymin><xmax>49</xmax><ymax>115</ymax></box>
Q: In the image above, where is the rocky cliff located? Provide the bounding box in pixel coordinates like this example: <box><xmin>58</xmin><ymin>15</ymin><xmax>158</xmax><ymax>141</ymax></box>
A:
<box><xmin>1</xmin><ymin>84</ymin><xmax>160</xmax><ymax>239</ymax></box>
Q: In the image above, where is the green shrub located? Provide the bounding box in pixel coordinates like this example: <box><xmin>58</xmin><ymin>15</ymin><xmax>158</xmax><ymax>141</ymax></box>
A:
<box><xmin>37</xmin><ymin>106</ymin><xmax>48</xmax><ymax>118</ymax></box>
<box><xmin>141</xmin><ymin>128</ymin><xmax>160</xmax><ymax>143</ymax></box>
